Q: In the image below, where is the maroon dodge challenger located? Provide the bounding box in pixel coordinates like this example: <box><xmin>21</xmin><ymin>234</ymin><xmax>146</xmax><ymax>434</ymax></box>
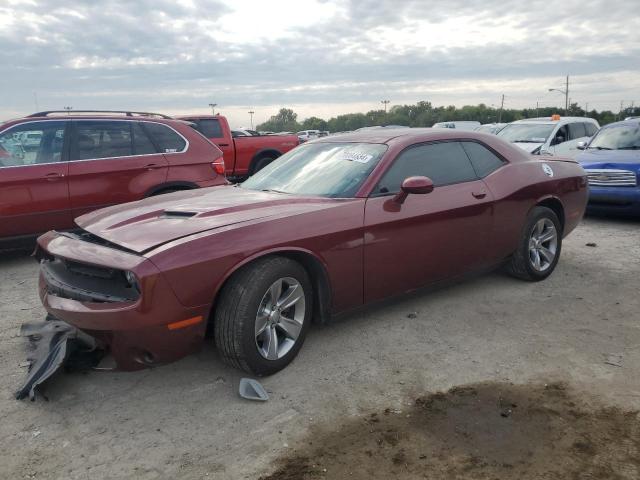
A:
<box><xmin>35</xmin><ymin>129</ymin><xmax>588</xmax><ymax>375</ymax></box>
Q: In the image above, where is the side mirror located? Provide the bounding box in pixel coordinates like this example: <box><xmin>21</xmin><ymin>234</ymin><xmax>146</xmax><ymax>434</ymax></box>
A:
<box><xmin>576</xmin><ymin>141</ymin><xmax>587</xmax><ymax>150</ymax></box>
<box><xmin>394</xmin><ymin>176</ymin><xmax>434</xmax><ymax>204</ymax></box>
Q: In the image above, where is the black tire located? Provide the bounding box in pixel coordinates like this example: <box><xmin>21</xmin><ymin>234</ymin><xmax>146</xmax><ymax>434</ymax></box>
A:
<box><xmin>251</xmin><ymin>156</ymin><xmax>275</xmax><ymax>175</ymax></box>
<box><xmin>507</xmin><ymin>206</ymin><xmax>562</xmax><ymax>281</ymax></box>
<box><xmin>214</xmin><ymin>256</ymin><xmax>312</xmax><ymax>376</ymax></box>
<box><xmin>150</xmin><ymin>188</ymin><xmax>181</xmax><ymax>196</ymax></box>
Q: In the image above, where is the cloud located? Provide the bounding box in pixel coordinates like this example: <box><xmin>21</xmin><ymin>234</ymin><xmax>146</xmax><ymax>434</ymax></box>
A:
<box><xmin>1</xmin><ymin>0</ymin><xmax>639</xmax><ymax>125</ymax></box>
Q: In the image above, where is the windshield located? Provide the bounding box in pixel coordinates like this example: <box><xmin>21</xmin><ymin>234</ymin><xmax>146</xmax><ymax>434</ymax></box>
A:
<box><xmin>497</xmin><ymin>123</ymin><xmax>555</xmax><ymax>143</ymax></box>
<box><xmin>589</xmin><ymin>123</ymin><xmax>640</xmax><ymax>150</ymax></box>
<box><xmin>241</xmin><ymin>142</ymin><xmax>388</xmax><ymax>198</ymax></box>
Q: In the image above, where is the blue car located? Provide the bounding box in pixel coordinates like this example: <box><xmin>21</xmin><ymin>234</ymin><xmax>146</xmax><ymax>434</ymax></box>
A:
<box><xmin>577</xmin><ymin>118</ymin><xmax>640</xmax><ymax>216</ymax></box>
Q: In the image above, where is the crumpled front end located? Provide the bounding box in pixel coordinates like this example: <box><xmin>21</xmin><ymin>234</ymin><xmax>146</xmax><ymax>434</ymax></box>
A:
<box><xmin>35</xmin><ymin>230</ymin><xmax>211</xmax><ymax>371</ymax></box>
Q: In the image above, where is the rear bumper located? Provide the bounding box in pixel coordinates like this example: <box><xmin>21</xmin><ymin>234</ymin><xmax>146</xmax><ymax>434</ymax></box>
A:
<box><xmin>587</xmin><ymin>186</ymin><xmax>640</xmax><ymax>216</ymax></box>
<box><xmin>36</xmin><ymin>231</ymin><xmax>210</xmax><ymax>370</ymax></box>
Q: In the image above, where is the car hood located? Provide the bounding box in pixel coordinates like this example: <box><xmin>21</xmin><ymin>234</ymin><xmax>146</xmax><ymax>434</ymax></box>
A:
<box><xmin>576</xmin><ymin>149</ymin><xmax>640</xmax><ymax>168</ymax></box>
<box><xmin>76</xmin><ymin>186</ymin><xmax>349</xmax><ymax>254</ymax></box>
<box><xmin>513</xmin><ymin>142</ymin><xmax>544</xmax><ymax>153</ymax></box>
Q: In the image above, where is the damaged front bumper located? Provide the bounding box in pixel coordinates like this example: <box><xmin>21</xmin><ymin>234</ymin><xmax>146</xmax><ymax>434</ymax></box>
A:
<box><xmin>34</xmin><ymin>231</ymin><xmax>210</xmax><ymax>372</ymax></box>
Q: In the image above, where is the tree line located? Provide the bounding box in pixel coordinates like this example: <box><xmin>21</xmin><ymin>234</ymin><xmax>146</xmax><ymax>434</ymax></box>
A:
<box><xmin>257</xmin><ymin>101</ymin><xmax>639</xmax><ymax>133</ymax></box>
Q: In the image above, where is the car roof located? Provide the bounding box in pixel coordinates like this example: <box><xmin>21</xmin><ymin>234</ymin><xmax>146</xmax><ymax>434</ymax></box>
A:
<box><xmin>601</xmin><ymin>118</ymin><xmax>640</xmax><ymax>129</ymax></box>
<box><xmin>3</xmin><ymin>114</ymin><xmax>190</xmax><ymax>129</ymax></box>
<box><xmin>311</xmin><ymin>127</ymin><xmax>500</xmax><ymax>145</ymax></box>
<box><xmin>510</xmin><ymin>116</ymin><xmax>598</xmax><ymax>126</ymax></box>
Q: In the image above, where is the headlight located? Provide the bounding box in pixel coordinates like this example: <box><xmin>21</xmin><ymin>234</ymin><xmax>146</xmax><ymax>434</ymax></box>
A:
<box><xmin>124</xmin><ymin>271</ymin><xmax>140</xmax><ymax>293</ymax></box>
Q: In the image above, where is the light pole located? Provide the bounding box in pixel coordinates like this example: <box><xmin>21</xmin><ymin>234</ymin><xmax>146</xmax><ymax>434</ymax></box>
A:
<box><xmin>548</xmin><ymin>75</ymin><xmax>569</xmax><ymax>115</ymax></box>
<box><xmin>63</xmin><ymin>106</ymin><xmax>73</xmax><ymax>115</ymax></box>
<box><xmin>248</xmin><ymin>110</ymin><xmax>255</xmax><ymax>130</ymax></box>
<box><xmin>498</xmin><ymin>94</ymin><xmax>505</xmax><ymax>123</ymax></box>
<box><xmin>381</xmin><ymin>100</ymin><xmax>390</xmax><ymax>113</ymax></box>
<box><xmin>208</xmin><ymin>103</ymin><xmax>217</xmax><ymax>115</ymax></box>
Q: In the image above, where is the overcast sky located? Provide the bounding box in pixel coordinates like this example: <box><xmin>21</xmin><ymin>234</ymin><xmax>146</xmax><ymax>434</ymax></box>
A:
<box><xmin>1</xmin><ymin>0</ymin><xmax>639</xmax><ymax>127</ymax></box>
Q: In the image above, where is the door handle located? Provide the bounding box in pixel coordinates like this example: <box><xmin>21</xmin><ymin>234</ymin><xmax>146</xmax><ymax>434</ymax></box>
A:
<box><xmin>218</xmin><ymin>143</ymin><xmax>230</xmax><ymax>147</ymax></box>
<box><xmin>145</xmin><ymin>163</ymin><xmax>160</xmax><ymax>170</ymax></box>
<box><xmin>44</xmin><ymin>172</ymin><xmax>64</xmax><ymax>181</ymax></box>
<box><xmin>472</xmin><ymin>190</ymin><xmax>487</xmax><ymax>199</ymax></box>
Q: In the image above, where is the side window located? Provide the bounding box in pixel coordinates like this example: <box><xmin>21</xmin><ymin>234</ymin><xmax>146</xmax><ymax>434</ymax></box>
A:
<box><xmin>72</xmin><ymin>121</ymin><xmax>133</xmax><ymax>160</ymax></box>
<box><xmin>568</xmin><ymin>122</ymin><xmax>586</xmax><ymax>140</ymax></box>
<box><xmin>142</xmin><ymin>122</ymin><xmax>186</xmax><ymax>153</ymax></box>
<box><xmin>132</xmin><ymin>123</ymin><xmax>157</xmax><ymax>155</ymax></box>
<box><xmin>584</xmin><ymin>123</ymin><xmax>598</xmax><ymax>137</ymax></box>
<box><xmin>198</xmin><ymin>119</ymin><xmax>223</xmax><ymax>138</ymax></box>
<box><xmin>376</xmin><ymin>142</ymin><xmax>477</xmax><ymax>194</ymax></box>
<box><xmin>460</xmin><ymin>141</ymin><xmax>505</xmax><ymax>177</ymax></box>
<box><xmin>0</xmin><ymin>121</ymin><xmax>66</xmax><ymax>167</ymax></box>
<box><xmin>552</xmin><ymin>125</ymin><xmax>569</xmax><ymax>145</ymax></box>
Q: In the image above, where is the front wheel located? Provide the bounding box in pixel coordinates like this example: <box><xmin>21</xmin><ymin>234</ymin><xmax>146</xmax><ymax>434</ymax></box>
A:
<box><xmin>507</xmin><ymin>206</ymin><xmax>562</xmax><ymax>281</ymax></box>
<box><xmin>214</xmin><ymin>256</ymin><xmax>312</xmax><ymax>375</ymax></box>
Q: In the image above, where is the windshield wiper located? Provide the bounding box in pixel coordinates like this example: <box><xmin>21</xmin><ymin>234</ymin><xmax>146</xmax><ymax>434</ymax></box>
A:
<box><xmin>513</xmin><ymin>140</ymin><xmax>540</xmax><ymax>143</ymax></box>
<box><xmin>588</xmin><ymin>146</ymin><xmax>613</xmax><ymax>150</ymax></box>
<box><xmin>618</xmin><ymin>146</ymin><xmax>640</xmax><ymax>150</ymax></box>
<box><xmin>261</xmin><ymin>188</ymin><xmax>289</xmax><ymax>194</ymax></box>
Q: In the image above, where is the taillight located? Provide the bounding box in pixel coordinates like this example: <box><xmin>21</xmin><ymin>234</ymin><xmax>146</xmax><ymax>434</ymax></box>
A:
<box><xmin>211</xmin><ymin>159</ymin><xmax>225</xmax><ymax>175</ymax></box>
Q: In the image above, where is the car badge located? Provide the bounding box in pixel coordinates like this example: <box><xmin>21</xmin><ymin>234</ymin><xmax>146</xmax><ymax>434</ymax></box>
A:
<box><xmin>542</xmin><ymin>163</ymin><xmax>554</xmax><ymax>177</ymax></box>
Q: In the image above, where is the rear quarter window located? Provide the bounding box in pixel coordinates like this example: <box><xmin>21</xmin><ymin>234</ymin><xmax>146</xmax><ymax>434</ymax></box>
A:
<box><xmin>197</xmin><ymin>119</ymin><xmax>223</xmax><ymax>138</ymax></box>
<box><xmin>460</xmin><ymin>141</ymin><xmax>505</xmax><ymax>177</ymax></box>
<box><xmin>142</xmin><ymin>122</ymin><xmax>187</xmax><ymax>153</ymax></box>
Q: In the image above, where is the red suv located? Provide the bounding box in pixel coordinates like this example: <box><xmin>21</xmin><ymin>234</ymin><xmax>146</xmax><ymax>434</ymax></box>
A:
<box><xmin>0</xmin><ymin>111</ymin><xmax>226</xmax><ymax>248</ymax></box>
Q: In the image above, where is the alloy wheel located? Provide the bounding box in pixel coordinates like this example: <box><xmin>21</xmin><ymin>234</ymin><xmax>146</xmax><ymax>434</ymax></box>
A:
<box><xmin>528</xmin><ymin>218</ymin><xmax>558</xmax><ymax>272</ymax></box>
<box><xmin>255</xmin><ymin>277</ymin><xmax>306</xmax><ymax>360</ymax></box>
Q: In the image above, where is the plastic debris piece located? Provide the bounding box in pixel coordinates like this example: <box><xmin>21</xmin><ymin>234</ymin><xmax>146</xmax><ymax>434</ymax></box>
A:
<box><xmin>239</xmin><ymin>378</ymin><xmax>269</xmax><ymax>401</ymax></box>
<box><xmin>604</xmin><ymin>353</ymin><xmax>623</xmax><ymax>368</ymax></box>
<box><xmin>15</xmin><ymin>319</ymin><xmax>104</xmax><ymax>401</ymax></box>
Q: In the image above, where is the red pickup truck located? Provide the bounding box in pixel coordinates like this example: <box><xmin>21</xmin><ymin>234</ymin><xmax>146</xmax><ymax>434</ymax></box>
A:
<box><xmin>178</xmin><ymin>115</ymin><xmax>299</xmax><ymax>177</ymax></box>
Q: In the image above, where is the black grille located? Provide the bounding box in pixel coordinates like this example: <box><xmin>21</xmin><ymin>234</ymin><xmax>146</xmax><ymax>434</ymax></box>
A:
<box><xmin>41</xmin><ymin>258</ymin><xmax>139</xmax><ymax>303</ymax></box>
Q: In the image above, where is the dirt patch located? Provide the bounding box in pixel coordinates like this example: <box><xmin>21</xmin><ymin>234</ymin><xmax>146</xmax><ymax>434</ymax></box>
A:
<box><xmin>260</xmin><ymin>382</ymin><xmax>640</xmax><ymax>479</ymax></box>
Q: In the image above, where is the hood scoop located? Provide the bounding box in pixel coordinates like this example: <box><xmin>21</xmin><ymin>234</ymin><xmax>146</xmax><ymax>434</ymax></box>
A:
<box><xmin>161</xmin><ymin>210</ymin><xmax>198</xmax><ymax>219</ymax></box>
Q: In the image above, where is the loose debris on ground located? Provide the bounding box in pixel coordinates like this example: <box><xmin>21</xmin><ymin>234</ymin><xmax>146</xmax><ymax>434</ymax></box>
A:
<box><xmin>260</xmin><ymin>382</ymin><xmax>640</xmax><ymax>479</ymax></box>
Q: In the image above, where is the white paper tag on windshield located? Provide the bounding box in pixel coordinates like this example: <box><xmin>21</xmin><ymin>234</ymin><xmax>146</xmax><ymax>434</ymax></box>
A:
<box><xmin>338</xmin><ymin>151</ymin><xmax>374</xmax><ymax>163</ymax></box>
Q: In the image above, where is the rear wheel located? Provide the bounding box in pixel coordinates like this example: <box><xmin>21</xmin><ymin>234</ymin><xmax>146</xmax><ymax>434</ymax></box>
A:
<box><xmin>507</xmin><ymin>206</ymin><xmax>562</xmax><ymax>281</ymax></box>
<box><xmin>214</xmin><ymin>256</ymin><xmax>312</xmax><ymax>375</ymax></box>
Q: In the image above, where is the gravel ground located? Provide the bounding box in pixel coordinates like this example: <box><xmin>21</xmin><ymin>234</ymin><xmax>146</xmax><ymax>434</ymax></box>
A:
<box><xmin>1</xmin><ymin>215</ymin><xmax>639</xmax><ymax>479</ymax></box>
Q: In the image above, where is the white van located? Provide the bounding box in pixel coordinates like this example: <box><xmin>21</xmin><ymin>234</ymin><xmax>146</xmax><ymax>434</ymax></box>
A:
<box><xmin>497</xmin><ymin>116</ymin><xmax>599</xmax><ymax>157</ymax></box>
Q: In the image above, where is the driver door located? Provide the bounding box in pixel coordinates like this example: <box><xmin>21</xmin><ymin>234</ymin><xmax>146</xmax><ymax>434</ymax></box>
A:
<box><xmin>363</xmin><ymin>141</ymin><xmax>494</xmax><ymax>303</ymax></box>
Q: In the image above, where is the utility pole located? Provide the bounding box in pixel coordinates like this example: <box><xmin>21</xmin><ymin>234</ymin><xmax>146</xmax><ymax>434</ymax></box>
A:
<box><xmin>565</xmin><ymin>75</ymin><xmax>569</xmax><ymax>115</ymax></box>
<box><xmin>536</xmin><ymin>100</ymin><xmax>539</xmax><ymax>118</ymax></box>
<box><xmin>381</xmin><ymin>99</ymin><xmax>390</xmax><ymax>113</ymax></box>
<box><xmin>208</xmin><ymin>103</ymin><xmax>217</xmax><ymax>115</ymax></box>
<box><xmin>498</xmin><ymin>94</ymin><xmax>505</xmax><ymax>123</ymax></box>
<box><xmin>548</xmin><ymin>75</ymin><xmax>569</xmax><ymax>115</ymax></box>
<box><xmin>248</xmin><ymin>110</ymin><xmax>255</xmax><ymax>129</ymax></box>
<box><xmin>619</xmin><ymin>100</ymin><xmax>624</xmax><ymax>120</ymax></box>
<box><xmin>63</xmin><ymin>106</ymin><xmax>72</xmax><ymax>115</ymax></box>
